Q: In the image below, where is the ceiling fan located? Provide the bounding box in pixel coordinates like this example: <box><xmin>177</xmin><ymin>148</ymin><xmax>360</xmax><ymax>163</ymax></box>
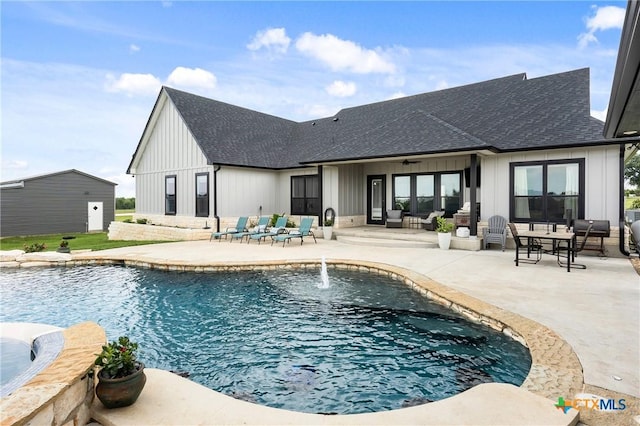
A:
<box><xmin>401</xmin><ymin>159</ymin><xmax>421</xmax><ymax>165</ymax></box>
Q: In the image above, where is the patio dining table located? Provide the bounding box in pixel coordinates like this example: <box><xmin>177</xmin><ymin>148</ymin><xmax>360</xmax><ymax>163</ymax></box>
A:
<box><xmin>519</xmin><ymin>230</ymin><xmax>577</xmax><ymax>272</ymax></box>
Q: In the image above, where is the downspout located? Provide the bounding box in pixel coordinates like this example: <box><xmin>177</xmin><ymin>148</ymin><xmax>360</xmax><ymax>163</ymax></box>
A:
<box><xmin>213</xmin><ymin>165</ymin><xmax>221</xmax><ymax>233</ymax></box>
<box><xmin>318</xmin><ymin>165</ymin><xmax>323</xmax><ymax>226</ymax></box>
<box><xmin>469</xmin><ymin>154</ymin><xmax>478</xmax><ymax>236</ymax></box>
<box><xmin>619</xmin><ymin>145</ymin><xmax>630</xmax><ymax>256</ymax></box>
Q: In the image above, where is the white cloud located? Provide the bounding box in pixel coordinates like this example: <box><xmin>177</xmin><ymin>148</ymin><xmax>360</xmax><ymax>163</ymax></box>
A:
<box><xmin>435</xmin><ymin>80</ymin><xmax>449</xmax><ymax>91</ymax></box>
<box><xmin>105</xmin><ymin>72</ymin><xmax>162</xmax><ymax>96</ymax></box>
<box><xmin>166</xmin><ymin>67</ymin><xmax>217</xmax><ymax>90</ymax></box>
<box><xmin>247</xmin><ymin>27</ymin><xmax>291</xmax><ymax>55</ymax></box>
<box><xmin>325</xmin><ymin>80</ymin><xmax>356</xmax><ymax>97</ymax></box>
<box><xmin>129</xmin><ymin>44</ymin><xmax>140</xmax><ymax>54</ymax></box>
<box><xmin>578</xmin><ymin>5</ymin><xmax>625</xmax><ymax>48</ymax></box>
<box><xmin>295</xmin><ymin>32</ymin><xmax>396</xmax><ymax>74</ymax></box>
<box><xmin>387</xmin><ymin>91</ymin><xmax>406</xmax><ymax>100</ymax></box>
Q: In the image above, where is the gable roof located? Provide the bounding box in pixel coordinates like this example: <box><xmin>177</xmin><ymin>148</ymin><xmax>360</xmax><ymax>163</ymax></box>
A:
<box><xmin>129</xmin><ymin>68</ymin><xmax>607</xmax><ymax>172</ymax></box>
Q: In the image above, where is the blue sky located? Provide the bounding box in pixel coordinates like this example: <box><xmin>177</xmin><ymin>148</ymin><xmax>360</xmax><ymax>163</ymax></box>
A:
<box><xmin>1</xmin><ymin>1</ymin><xmax>628</xmax><ymax>197</ymax></box>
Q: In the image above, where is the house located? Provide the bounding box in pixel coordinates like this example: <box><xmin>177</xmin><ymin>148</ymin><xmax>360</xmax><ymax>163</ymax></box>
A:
<box><xmin>604</xmin><ymin>0</ymin><xmax>640</xmax><ymax>255</ymax></box>
<box><xmin>0</xmin><ymin>169</ymin><xmax>116</xmax><ymax>237</ymax></box>
<box><xmin>127</xmin><ymin>68</ymin><xmax>631</xmax><ymax>253</ymax></box>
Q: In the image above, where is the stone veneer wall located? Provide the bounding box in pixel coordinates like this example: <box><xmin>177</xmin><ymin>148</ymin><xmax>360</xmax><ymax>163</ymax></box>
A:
<box><xmin>0</xmin><ymin>322</ymin><xmax>106</xmax><ymax>426</ymax></box>
<box><xmin>108</xmin><ymin>222</ymin><xmax>212</xmax><ymax>241</ymax></box>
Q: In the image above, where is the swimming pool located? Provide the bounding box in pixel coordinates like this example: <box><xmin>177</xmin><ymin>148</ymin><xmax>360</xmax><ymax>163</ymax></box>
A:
<box><xmin>0</xmin><ymin>265</ymin><xmax>531</xmax><ymax>414</ymax></box>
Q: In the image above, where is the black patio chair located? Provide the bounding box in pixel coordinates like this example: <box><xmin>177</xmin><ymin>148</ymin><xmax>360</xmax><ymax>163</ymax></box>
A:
<box><xmin>508</xmin><ymin>223</ymin><xmax>543</xmax><ymax>266</ymax></box>
<box><xmin>556</xmin><ymin>224</ymin><xmax>593</xmax><ymax>269</ymax></box>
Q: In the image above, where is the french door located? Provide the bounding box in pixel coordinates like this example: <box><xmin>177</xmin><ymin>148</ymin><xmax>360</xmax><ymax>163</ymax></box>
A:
<box><xmin>367</xmin><ymin>175</ymin><xmax>386</xmax><ymax>225</ymax></box>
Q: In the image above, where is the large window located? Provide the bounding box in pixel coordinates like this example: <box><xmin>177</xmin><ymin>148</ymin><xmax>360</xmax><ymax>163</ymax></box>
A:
<box><xmin>195</xmin><ymin>173</ymin><xmax>209</xmax><ymax>217</ymax></box>
<box><xmin>392</xmin><ymin>172</ymin><xmax>460</xmax><ymax>217</ymax></box>
<box><xmin>510</xmin><ymin>159</ymin><xmax>584</xmax><ymax>223</ymax></box>
<box><xmin>291</xmin><ymin>175</ymin><xmax>319</xmax><ymax>216</ymax></box>
<box><xmin>165</xmin><ymin>175</ymin><xmax>176</xmax><ymax>215</ymax></box>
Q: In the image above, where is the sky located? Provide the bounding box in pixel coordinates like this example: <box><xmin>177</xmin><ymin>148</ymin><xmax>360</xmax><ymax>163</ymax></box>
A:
<box><xmin>0</xmin><ymin>1</ymin><xmax>628</xmax><ymax>198</ymax></box>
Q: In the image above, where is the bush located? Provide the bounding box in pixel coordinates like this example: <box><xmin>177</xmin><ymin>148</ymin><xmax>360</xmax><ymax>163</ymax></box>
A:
<box><xmin>136</xmin><ymin>218</ymin><xmax>148</xmax><ymax>224</ymax></box>
<box><xmin>23</xmin><ymin>242</ymin><xmax>46</xmax><ymax>253</ymax></box>
<box><xmin>631</xmin><ymin>199</ymin><xmax>640</xmax><ymax>209</ymax></box>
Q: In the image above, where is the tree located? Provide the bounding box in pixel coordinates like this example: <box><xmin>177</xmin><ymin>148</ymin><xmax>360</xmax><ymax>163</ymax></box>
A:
<box><xmin>625</xmin><ymin>154</ymin><xmax>640</xmax><ymax>188</ymax></box>
<box><xmin>116</xmin><ymin>197</ymin><xmax>135</xmax><ymax>210</ymax></box>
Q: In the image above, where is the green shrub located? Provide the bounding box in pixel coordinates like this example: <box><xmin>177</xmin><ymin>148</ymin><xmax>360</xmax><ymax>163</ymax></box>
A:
<box><xmin>136</xmin><ymin>218</ymin><xmax>148</xmax><ymax>224</ymax></box>
<box><xmin>23</xmin><ymin>242</ymin><xmax>46</xmax><ymax>253</ymax></box>
<box><xmin>631</xmin><ymin>198</ymin><xmax>640</xmax><ymax>209</ymax></box>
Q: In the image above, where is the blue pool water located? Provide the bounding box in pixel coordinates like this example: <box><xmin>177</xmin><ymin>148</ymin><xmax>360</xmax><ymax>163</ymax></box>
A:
<box><xmin>0</xmin><ymin>265</ymin><xmax>531</xmax><ymax>414</ymax></box>
<box><xmin>0</xmin><ymin>338</ymin><xmax>32</xmax><ymax>386</ymax></box>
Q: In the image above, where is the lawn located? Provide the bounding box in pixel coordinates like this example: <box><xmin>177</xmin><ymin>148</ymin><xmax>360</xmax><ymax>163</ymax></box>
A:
<box><xmin>0</xmin><ymin>232</ymin><xmax>168</xmax><ymax>252</ymax></box>
<box><xmin>625</xmin><ymin>197</ymin><xmax>640</xmax><ymax>209</ymax></box>
<box><xmin>115</xmin><ymin>209</ymin><xmax>134</xmax><ymax>222</ymax></box>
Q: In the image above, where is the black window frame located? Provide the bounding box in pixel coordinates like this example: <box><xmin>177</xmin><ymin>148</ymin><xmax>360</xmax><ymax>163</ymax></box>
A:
<box><xmin>291</xmin><ymin>175</ymin><xmax>320</xmax><ymax>216</ymax></box>
<box><xmin>392</xmin><ymin>172</ymin><xmax>462</xmax><ymax>217</ymax></box>
<box><xmin>509</xmin><ymin>159</ymin><xmax>585</xmax><ymax>223</ymax></box>
<box><xmin>195</xmin><ymin>172</ymin><xmax>209</xmax><ymax>217</ymax></box>
<box><xmin>165</xmin><ymin>175</ymin><xmax>176</xmax><ymax>216</ymax></box>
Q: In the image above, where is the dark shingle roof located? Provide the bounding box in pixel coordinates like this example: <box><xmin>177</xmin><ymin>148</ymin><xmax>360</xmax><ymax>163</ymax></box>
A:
<box><xmin>144</xmin><ymin>68</ymin><xmax>605</xmax><ymax>170</ymax></box>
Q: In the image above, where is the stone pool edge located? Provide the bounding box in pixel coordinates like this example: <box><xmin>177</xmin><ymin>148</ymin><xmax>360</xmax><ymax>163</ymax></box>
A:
<box><xmin>69</xmin><ymin>255</ymin><xmax>585</xmax><ymax>401</ymax></box>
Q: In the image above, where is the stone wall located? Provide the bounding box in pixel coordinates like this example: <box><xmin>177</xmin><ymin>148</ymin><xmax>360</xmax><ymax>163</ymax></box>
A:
<box><xmin>0</xmin><ymin>322</ymin><xmax>105</xmax><ymax>426</ymax></box>
<box><xmin>108</xmin><ymin>222</ymin><xmax>212</xmax><ymax>241</ymax></box>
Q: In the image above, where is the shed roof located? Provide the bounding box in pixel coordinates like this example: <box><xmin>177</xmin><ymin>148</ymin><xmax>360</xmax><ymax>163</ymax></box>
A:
<box><xmin>0</xmin><ymin>169</ymin><xmax>117</xmax><ymax>187</ymax></box>
<box><xmin>130</xmin><ymin>68</ymin><xmax>608</xmax><ymax>171</ymax></box>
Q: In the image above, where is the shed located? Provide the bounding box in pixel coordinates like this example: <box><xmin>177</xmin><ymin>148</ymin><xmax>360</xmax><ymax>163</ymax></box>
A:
<box><xmin>0</xmin><ymin>169</ymin><xmax>117</xmax><ymax>237</ymax></box>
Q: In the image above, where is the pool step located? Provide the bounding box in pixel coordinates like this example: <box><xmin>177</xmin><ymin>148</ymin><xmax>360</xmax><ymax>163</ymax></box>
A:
<box><xmin>336</xmin><ymin>235</ymin><xmax>437</xmax><ymax>249</ymax></box>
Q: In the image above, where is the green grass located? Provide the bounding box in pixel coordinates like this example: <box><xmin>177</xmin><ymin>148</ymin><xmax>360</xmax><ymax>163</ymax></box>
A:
<box><xmin>115</xmin><ymin>209</ymin><xmax>134</xmax><ymax>222</ymax></box>
<box><xmin>625</xmin><ymin>197</ymin><xmax>640</xmax><ymax>210</ymax></box>
<box><xmin>0</xmin><ymin>232</ymin><xmax>168</xmax><ymax>252</ymax></box>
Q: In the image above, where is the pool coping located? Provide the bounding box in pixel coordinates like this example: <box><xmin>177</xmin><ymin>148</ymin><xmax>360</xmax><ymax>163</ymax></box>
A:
<box><xmin>67</xmin><ymin>256</ymin><xmax>585</xmax><ymax>401</ymax></box>
<box><xmin>1</xmin><ymin>254</ymin><xmax>585</xmax><ymax>424</ymax></box>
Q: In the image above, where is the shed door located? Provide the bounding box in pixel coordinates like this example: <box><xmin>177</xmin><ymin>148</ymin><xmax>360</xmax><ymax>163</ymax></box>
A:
<box><xmin>88</xmin><ymin>202</ymin><xmax>103</xmax><ymax>231</ymax></box>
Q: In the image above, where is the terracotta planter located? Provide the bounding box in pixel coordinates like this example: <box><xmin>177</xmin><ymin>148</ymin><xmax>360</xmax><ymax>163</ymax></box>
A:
<box><xmin>96</xmin><ymin>362</ymin><xmax>146</xmax><ymax>408</ymax></box>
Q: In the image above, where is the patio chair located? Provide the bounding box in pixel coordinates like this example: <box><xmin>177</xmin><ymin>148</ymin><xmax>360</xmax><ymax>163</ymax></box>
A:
<box><xmin>230</xmin><ymin>216</ymin><xmax>270</xmax><ymax>243</ymax></box>
<box><xmin>271</xmin><ymin>217</ymin><xmax>316</xmax><ymax>247</ymax></box>
<box><xmin>210</xmin><ymin>216</ymin><xmax>248</xmax><ymax>242</ymax></box>
<box><xmin>556</xmin><ymin>224</ymin><xmax>593</xmax><ymax>269</ymax></box>
<box><xmin>507</xmin><ymin>223</ymin><xmax>542</xmax><ymax>266</ymax></box>
<box><xmin>248</xmin><ymin>216</ymin><xmax>288</xmax><ymax>244</ymax></box>
<box><xmin>631</xmin><ymin>220</ymin><xmax>640</xmax><ymax>255</ymax></box>
<box><xmin>482</xmin><ymin>215</ymin><xmax>508</xmax><ymax>251</ymax></box>
<box><xmin>421</xmin><ymin>211</ymin><xmax>445</xmax><ymax>231</ymax></box>
<box><xmin>386</xmin><ymin>210</ymin><xmax>403</xmax><ymax>228</ymax></box>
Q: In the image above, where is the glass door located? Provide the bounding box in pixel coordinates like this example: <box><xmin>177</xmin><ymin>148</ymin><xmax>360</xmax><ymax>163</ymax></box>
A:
<box><xmin>367</xmin><ymin>175</ymin><xmax>386</xmax><ymax>225</ymax></box>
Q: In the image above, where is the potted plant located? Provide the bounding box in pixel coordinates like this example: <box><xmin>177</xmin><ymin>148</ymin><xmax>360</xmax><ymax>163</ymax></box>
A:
<box><xmin>323</xmin><ymin>219</ymin><xmax>334</xmax><ymax>240</ymax></box>
<box><xmin>56</xmin><ymin>240</ymin><xmax>70</xmax><ymax>253</ymax></box>
<box><xmin>435</xmin><ymin>216</ymin><xmax>454</xmax><ymax>250</ymax></box>
<box><xmin>94</xmin><ymin>336</ymin><xmax>146</xmax><ymax>408</ymax></box>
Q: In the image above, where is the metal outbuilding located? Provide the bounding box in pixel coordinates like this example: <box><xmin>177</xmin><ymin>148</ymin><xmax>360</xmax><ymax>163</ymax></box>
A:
<box><xmin>0</xmin><ymin>169</ymin><xmax>116</xmax><ymax>237</ymax></box>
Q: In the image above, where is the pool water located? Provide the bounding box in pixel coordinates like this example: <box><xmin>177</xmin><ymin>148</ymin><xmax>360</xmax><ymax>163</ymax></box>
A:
<box><xmin>0</xmin><ymin>338</ymin><xmax>32</xmax><ymax>386</ymax></box>
<box><xmin>0</xmin><ymin>265</ymin><xmax>531</xmax><ymax>414</ymax></box>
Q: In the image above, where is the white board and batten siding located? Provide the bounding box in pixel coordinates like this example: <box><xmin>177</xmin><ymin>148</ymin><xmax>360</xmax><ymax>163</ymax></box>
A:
<box><xmin>133</xmin><ymin>98</ymin><xmax>212</xmax><ymax>217</ymax></box>
<box><xmin>481</xmin><ymin>146</ymin><xmax>620</xmax><ymax>224</ymax></box>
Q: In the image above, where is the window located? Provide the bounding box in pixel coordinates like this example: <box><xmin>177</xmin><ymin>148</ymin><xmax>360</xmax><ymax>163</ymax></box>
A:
<box><xmin>195</xmin><ymin>173</ymin><xmax>209</xmax><ymax>217</ymax></box>
<box><xmin>291</xmin><ymin>175</ymin><xmax>319</xmax><ymax>215</ymax></box>
<box><xmin>510</xmin><ymin>159</ymin><xmax>584</xmax><ymax>223</ymax></box>
<box><xmin>165</xmin><ymin>175</ymin><xmax>176</xmax><ymax>215</ymax></box>
<box><xmin>392</xmin><ymin>172</ymin><xmax>461</xmax><ymax>217</ymax></box>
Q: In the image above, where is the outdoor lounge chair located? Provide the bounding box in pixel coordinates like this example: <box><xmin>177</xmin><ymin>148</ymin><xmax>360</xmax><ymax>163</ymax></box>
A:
<box><xmin>230</xmin><ymin>216</ymin><xmax>270</xmax><ymax>243</ymax></box>
<box><xmin>271</xmin><ymin>217</ymin><xmax>316</xmax><ymax>247</ymax></box>
<box><xmin>421</xmin><ymin>211</ymin><xmax>445</xmax><ymax>231</ymax></box>
<box><xmin>210</xmin><ymin>216</ymin><xmax>248</xmax><ymax>242</ymax></box>
<box><xmin>508</xmin><ymin>223</ymin><xmax>542</xmax><ymax>265</ymax></box>
<box><xmin>386</xmin><ymin>210</ymin><xmax>403</xmax><ymax>228</ymax></box>
<box><xmin>248</xmin><ymin>216</ymin><xmax>288</xmax><ymax>244</ymax></box>
<box><xmin>482</xmin><ymin>215</ymin><xmax>508</xmax><ymax>251</ymax></box>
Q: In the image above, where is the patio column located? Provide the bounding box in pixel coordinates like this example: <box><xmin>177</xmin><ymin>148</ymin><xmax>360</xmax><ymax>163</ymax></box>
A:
<box><xmin>470</xmin><ymin>154</ymin><xmax>478</xmax><ymax>236</ymax></box>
